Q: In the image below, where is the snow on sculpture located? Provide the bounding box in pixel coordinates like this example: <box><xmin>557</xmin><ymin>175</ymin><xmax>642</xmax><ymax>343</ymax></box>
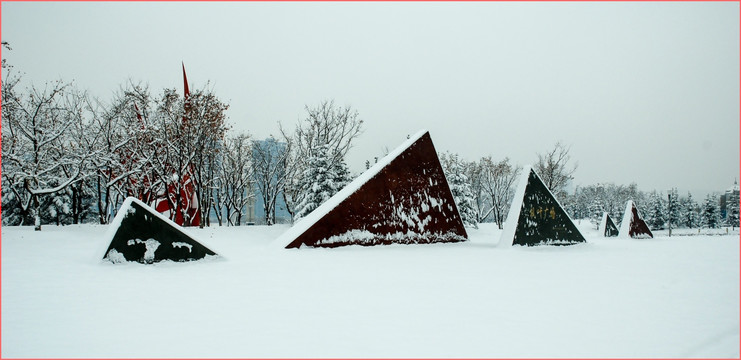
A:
<box><xmin>599</xmin><ymin>212</ymin><xmax>619</xmax><ymax>237</ymax></box>
<box><xmin>618</xmin><ymin>200</ymin><xmax>653</xmax><ymax>239</ymax></box>
<box><xmin>101</xmin><ymin>197</ymin><xmax>217</xmax><ymax>264</ymax></box>
<box><xmin>499</xmin><ymin>166</ymin><xmax>586</xmax><ymax>246</ymax></box>
<box><xmin>275</xmin><ymin>130</ymin><xmax>468</xmax><ymax>248</ymax></box>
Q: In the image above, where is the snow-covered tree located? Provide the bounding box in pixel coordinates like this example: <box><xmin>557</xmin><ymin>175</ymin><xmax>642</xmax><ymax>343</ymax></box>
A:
<box><xmin>1</xmin><ymin>70</ymin><xmax>99</xmax><ymax>230</ymax></box>
<box><xmin>588</xmin><ymin>199</ymin><xmax>605</xmax><ymax>229</ymax></box>
<box><xmin>680</xmin><ymin>192</ymin><xmax>699</xmax><ymax>229</ymax></box>
<box><xmin>252</xmin><ymin>136</ymin><xmax>291</xmax><ymax>225</ymax></box>
<box><xmin>566</xmin><ymin>182</ymin><xmax>643</xmax><ymax>223</ymax></box>
<box><xmin>464</xmin><ymin>160</ymin><xmax>491</xmax><ymax>223</ymax></box>
<box><xmin>727</xmin><ymin>200</ymin><xmax>739</xmax><ymax>229</ymax></box>
<box><xmin>666</xmin><ymin>188</ymin><xmax>681</xmax><ymax>229</ymax></box>
<box><xmin>280</xmin><ymin>100</ymin><xmax>363</xmax><ymax>221</ymax></box>
<box><xmin>701</xmin><ymin>194</ymin><xmax>721</xmax><ymax>229</ymax></box>
<box><xmin>45</xmin><ymin>187</ymin><xmax>72</xmax><ymax>226</ymax></box>
<box><xmin>295</xmin><ymin>144</ymin><xmax>350</xmax><ymax>219</ymax></box>
<box><xmin>440</xmin><ymin>152</ymin><xmax>478</xmax><ymax>228</ymax></box>
<box><xmin>645</xmin><ymin>191</ymin><xmax>666</xmax><ymax>230</ymax></box>
<box><xmin>88</xmin><ymin>81</ymin><xmax>149</xmax><ymax>225</ymax></box>
<box><xmin>212</xmin><ymin>132</ymin><xmax>254</xmax><ymax>226</ymax></box>
<box><xmin>725</xmin><ymin>185</ymin><xmax>740</xmax><ymax>229</ymax></box>
<box><xmin>331</xmin><ymin>149</ymin><xmax>352</xmax><ymax>192</ymax></box>
<box><xmin>478</xmin><ymin>156</ymin><xmax>521</xmax><ymax>229</ymax></box>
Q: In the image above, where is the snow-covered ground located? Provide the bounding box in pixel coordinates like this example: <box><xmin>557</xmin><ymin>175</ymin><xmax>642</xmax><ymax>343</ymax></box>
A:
<box><xmin>2</xmin><ymin>222</ymin><xmax>739</xmax><ymax>358</ymax></box>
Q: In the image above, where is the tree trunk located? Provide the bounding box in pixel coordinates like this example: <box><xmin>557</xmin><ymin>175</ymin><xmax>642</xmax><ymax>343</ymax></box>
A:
<box><xmin>33</xmin><ymin>197</ymin><xmax>41</xmax><ymax>231</ymax></box>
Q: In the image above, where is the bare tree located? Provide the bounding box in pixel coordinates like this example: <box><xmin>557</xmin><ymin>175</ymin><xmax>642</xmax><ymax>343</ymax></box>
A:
<box><xmin>534</xmin><ymin>141</ymin><xmax>577</xmax><ymax>199</ymax></box>
<box><xmin>213</xmin><ymin>132</ymin><xmax>254</xmax><ymax>226</ymax></box>
<box><xmin>280</xmin><ymin>99</ymin><xmax>363</xmax><ymax>221</ymax></box>
<box><xmin>480</xmin><ymin>156</ymin><xmax>522</xmax><ymax>229</ymax></box>
<box><xmin>87</xmin><ymin>81</ymin><xmax>151</xmax><ymax>224</ymax></box>
<box><xmin>252</xmin><ymin>136</ymin><xmax>291</xmax><ymax>225</ymax></box>
<box><xmin>133</xmin><ymin>85</ymin><xmax>229</xmax><ymax>227</ymax></box>
<box><xmin>1</xmin><ymin>78</ymin><xmax>98</xmax><ymax>230</ymax></box>
<box><xmin>464</xmin><ymin>160</ymin><xmax>491</xmax><ymax>223</ymax></box>
<box><xmin>185</xmin><ymin>87</ymin><xmax>229</xmax><ymax>228</ymax></box>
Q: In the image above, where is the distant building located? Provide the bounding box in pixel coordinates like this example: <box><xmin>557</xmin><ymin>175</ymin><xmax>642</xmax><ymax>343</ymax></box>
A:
<box><xmin>719</xmin><ymin>179</ymin><xmax>740</xmax><ymax>219</ymax></box>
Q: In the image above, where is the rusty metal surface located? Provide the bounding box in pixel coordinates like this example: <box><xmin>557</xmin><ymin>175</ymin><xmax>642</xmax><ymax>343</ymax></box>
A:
<box><xmin>628</xmin><ymin>203</ymin><xmax>654</xmax><ymax>239</ymax></box>
<box><xmin>285</xmin><ymin>132</ymin><xmax>467</xmax><ymax>248</ymax></box>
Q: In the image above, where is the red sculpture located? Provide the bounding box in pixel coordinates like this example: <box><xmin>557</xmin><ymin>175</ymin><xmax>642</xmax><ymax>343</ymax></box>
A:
<box><xmin>278</xmin><ymin>131</ymin><xmax>468</xmax><ymax>248</ymax></box>
<box><xmin>618</xmin><ymin>200</ymin><xmax>653</xmax><ymax>238</ymax></box>
<box><xmin>124</xmin><ymin>64</ymin><xmax>201</xmax><ymax>227</ymax></box>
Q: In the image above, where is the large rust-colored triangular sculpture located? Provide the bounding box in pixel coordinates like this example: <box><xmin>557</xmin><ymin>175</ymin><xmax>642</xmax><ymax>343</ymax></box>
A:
<box><xmin>499</xmin><ymin>166</ymin><xmax>586</xmax><ymax>246</ymax></box>
<box><xmin>599</xmin><ymin>212</ymin><xmax>619</xmax><ymax>237</ymax></box>
<box><xmin>618</xmin><ymin>200</ymin><xmax>653</xmax><ymax>239</ymax></box>
<box><xmin>277</xmin><ymin>131</ymin><xmax>468</xmax><ymax>248</ymax></box>
<box><xmin>101</xmin><ymin>197</ymin><xmax>218</xmax><ymax>264</ymax></box>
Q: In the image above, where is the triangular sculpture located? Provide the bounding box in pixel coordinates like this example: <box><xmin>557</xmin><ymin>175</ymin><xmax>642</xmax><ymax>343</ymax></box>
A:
<box><xmin>499</xmin><ymin>166</ymin><xmax>586</xmax><ymax>246</ymax></box>
<box><xmin>276</xmin><ymin>130</ymin><xmax>468</xmax><ymax>248</ymax></box>
<box><xmin>102</xmin><ymin>197</ymin><xmax>217</xmax><ymax>263</ymax></box>
<box><xmin>618</xmin><ymin>200</ymin><xmax>653</xmax><ymax>239</ymax></box>
<box><xmin>599</xmin><ymin>212</ymin><xmax>619</xmax><ymax>237</ymax></box>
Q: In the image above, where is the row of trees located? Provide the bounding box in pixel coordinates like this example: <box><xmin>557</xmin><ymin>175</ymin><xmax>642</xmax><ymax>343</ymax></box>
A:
<box><xmin>566</xmin><ymin>184</ymin><xmax>737</xmax><ymax>231</ymax></box>
<box><xmin>1</xmin><ymin>46</ymin><xmax>363</xmax><ymax>229</ymax></box>
<box><xmin>438</xmin><ymin>141</ymin><xmax>738</xmax><ymax>231</ymax></box>
<box><xmin>2</xmin><ymin>45</ymin><xmax>737</xmax><ymax>231</ymax></box>
<box><xmin>0</xmin><ymin>74</ymin><xmax>360</xmax><ymax>228</ymax></box>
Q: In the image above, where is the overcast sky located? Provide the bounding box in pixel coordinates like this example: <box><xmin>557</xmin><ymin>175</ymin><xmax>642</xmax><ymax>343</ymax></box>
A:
<box><xmin>2</xmin><ymin>2</ymin><xmax>738</xmax><ymax>197</ymax></box>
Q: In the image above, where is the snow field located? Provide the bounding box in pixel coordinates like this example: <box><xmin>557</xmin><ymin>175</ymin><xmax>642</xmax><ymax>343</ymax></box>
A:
<box><xmin>1</xmin><ymin>223</ymin><xmax>739</xmax><ymax>358</ymax></box>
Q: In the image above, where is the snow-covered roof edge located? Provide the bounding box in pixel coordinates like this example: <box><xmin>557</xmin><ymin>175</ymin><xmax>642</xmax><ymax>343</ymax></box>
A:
<box><xmin>272</xmin><ymin>130</ymin><xmax>430</xmax><ymax>249</ymax></box>
<box><xmin>618</xmin><ymin>200</ymin><xmax>634</xmax><ymax>238</ymax></box>
<box><xmin>598</xmin><ymin>212</ymin><xmax>609</xmax><ymax>236</ymax></box>
<box><xmin>95</xmin><ymin>197</ymin><xmax>220</xmax><ymax>262</ymax></box>
<box><xmin>498</xmin><ymin>165</ymin><xmax>531</xmax><ymax>247</ymax></box>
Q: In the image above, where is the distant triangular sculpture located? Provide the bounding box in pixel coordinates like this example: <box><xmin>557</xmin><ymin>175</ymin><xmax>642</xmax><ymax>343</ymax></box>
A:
<box><xmin>599</xmin><ymin>212</ymin><xmax>619</xmax><ymax>237</ymax></box>
<box><xmin>618</xmin><ymin>200</ymin><xmax>653</xmax><ymax>239</ymax></box>
<box><xmin>499</xmin><ymin>166</ymin><xmax>586</xmax><ymax>246</ymax></box>
<box><xmin>277</xmin><ymin>130</ymin><xmax>467</xmax><ymax>248</ymax></box>
<box><xmin>102</xmin><ymin>197</ymin><xmax>217</xmax><ymax>263</ymax></box>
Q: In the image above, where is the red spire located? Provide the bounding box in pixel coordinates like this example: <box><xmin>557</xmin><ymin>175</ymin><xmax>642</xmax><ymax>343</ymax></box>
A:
<box><xmin>182</xmin><ymin>62</ymin><xmax>191</xmax><ymax>124</ymax></box>
<box><xmin>182</xmin><ymin>62</ymin><xmax>190</xmax><ymax>99</ymax></box>
<box><xmin>134</xmin><ymin>103</ymin><xmax>143</xmax><ymax>122</ymax></box>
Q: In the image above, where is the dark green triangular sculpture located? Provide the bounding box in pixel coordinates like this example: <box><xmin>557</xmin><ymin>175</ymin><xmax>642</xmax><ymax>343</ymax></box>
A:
<box><xmin>602</xmin><ymin>212</ymin><xmax>619</xmax><ymax>237</ymax></box>
<box><xmin>102</xmin><ymin>198</ymin><xmax>217</xmax><ymax>264</ymax></box>
<box><xmin>512</xmin><ymin>169</ymin><xmax>586</xmax><ymax>246</ymax></box>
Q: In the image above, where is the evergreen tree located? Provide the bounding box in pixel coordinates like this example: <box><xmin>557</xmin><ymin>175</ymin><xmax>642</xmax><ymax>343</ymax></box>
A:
<box><xmin>331</xmin><ymin>149</ymin><xmax>352</xmax><ymax>191</ymax></box>
<box><xmin>666</xmin><ymin>188</ymin><xmax>681</xmax><ymax>229</ymax></box>
<box><xmin>295</xmin><ymin>144</ymin><xmax>349</xmax><ymax>219</ymax></box>
<box><xmin>442</xmin><ymin>153</ymin><xmax>478</xmax><ymax>228</ymax></box>
<box><xmin>727</xmin><ymin>201</ymin><xmax>740</xmax><ymax>229</ymax></box>
<box><xmin>725</xmin><ymin>185</ymin><xmax>739</xmax><ymax>229</ymax></box>
<box><xmin>588</xmin><ymin>199</ymin><xmax>605</xmax><ymax>229</ymax></box>
<box><xmin>645</xmin><ymin>191</ymin><xmax>666</xmax><ymax>230</ymax></box>
<box><xmin>45</xmin><ymin>190</ymin><xmax>72</xmax><ymax>226</ymax></box>
<box><xmin>681</xmin><ymin>192</ymin><xmax>699</xmax><ymax>228</ymax></box>
<box><xmin>701</xmin><ymin>194</ymin><xmax>721</xmax><ymax>229</ymax></box>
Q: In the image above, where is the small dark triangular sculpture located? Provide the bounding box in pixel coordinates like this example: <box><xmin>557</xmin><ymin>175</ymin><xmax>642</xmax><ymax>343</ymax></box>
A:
<box><xmin>102</xmin><ymin>197</ymin><xmax>217</xmax><ymax>264</ymax></box>
<box><xmin>500</xmin><ymin>166</ymin><xmax>586</xmax><ymax>246</ymax></box>
<box><xmin>618</xmin><ymin>200</ymin><xmax>653</xmax><ymax>239</ymax></box>
<box><xmin>275</xmin><ymin>130</ymin><xmax>467</xmax><ymax>249</ymax></box>
<box><xmin>599</xmin><ymin>212</ymin><xmax>619</xmax><ymax>237</ymax></box>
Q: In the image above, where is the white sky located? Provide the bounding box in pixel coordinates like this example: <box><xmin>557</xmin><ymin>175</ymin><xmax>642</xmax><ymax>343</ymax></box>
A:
<box><xmin>2</xmin><ymin>1</ymin><xmax>739</xmax><ymax>197</ymax></box>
